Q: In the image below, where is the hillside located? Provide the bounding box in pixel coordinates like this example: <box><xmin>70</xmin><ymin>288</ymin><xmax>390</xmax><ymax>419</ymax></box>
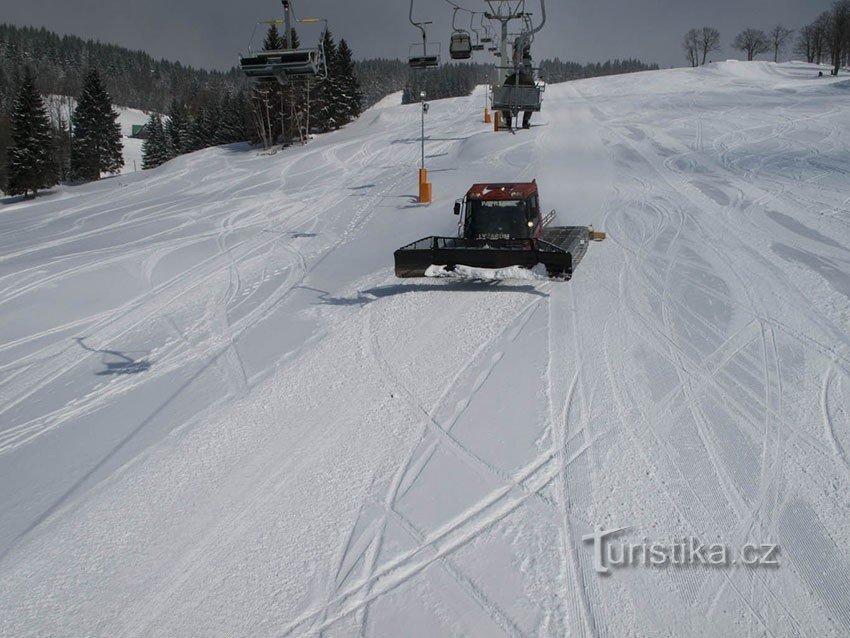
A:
<box><xmin>0</xmin><ymin>62</ymin><xmax>849</xmax><ymax>636</ymax></box>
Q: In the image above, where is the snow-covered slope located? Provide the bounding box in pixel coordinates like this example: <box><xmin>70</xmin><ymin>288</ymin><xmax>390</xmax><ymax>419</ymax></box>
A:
<box><xmin>1</xmin><ymin>62</ymin><xmax>849</xmax><ymax>637</ymax></box>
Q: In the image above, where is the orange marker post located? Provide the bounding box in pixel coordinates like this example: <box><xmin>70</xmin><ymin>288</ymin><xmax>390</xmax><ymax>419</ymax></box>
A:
<box><xmin>418</xmin><ymin>168</ymin><xmax>432</xmax><ymax>204</ymax></box>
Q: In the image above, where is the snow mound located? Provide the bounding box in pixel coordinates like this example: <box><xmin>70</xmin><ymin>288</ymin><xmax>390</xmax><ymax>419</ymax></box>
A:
<box><xmin>371</xmin><ymin>90</ymin><xmax>404</xmax><ymax>110</ymax></box>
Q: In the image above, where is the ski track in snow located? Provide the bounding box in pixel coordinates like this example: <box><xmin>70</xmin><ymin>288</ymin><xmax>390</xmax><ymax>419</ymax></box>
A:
<box><xmin>1</xmin><ymin>63</ymin><xmax>850</xmax><ymax>637</ymax></box>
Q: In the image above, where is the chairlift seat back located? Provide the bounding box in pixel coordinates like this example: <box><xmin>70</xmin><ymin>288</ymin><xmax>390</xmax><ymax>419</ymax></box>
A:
<box><xmin>409</xmin><ymin>55</ymin><xmax>440</xmax><ymax>69</ymax></box>
<box><xmin>241</xmin><ymin>48</ymin><xmax>322</xmax><ymax>80</ymax></box>
<box><xmin>408</xmin><ymin>42</ymin><xmax>441</xmax><ymax>69</ymax></box>
<box><xmin>491</xmin><ymin>85</ymin><xmax>543</xmax><ymax>112</ymax></box>
<box><xmin>449</xmin><ymin>33</ymin><xmax>472</xmax><ymax>60</ymax></box>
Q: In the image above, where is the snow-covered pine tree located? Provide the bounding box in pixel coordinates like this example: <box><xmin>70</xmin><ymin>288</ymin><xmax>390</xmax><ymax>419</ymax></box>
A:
<box><xmin>214</xmin><ymin>92</ymin><xmax>252</xmax><ymax>145</ymax></box>
<box><xmin>7</xmin><ymin>68</ymin><xmax>57</xmax><ymax>197</ymax></box>
<box><xmin>213</xmin><ymin>94</ymin><xmax>238</xmax><ymax>145</ymax></box>
<box><xmin>335</xmin><ymin>39</ymin><xmax>363</xmax><ymax>124</ymax></box>
<box><xmin>70</xmin><ymin>68</ymin><xmax>123</xmax><ymax>181</ymax></box>
<box><xmin>188</xmin><ymin>106</ymin><xmax>215</xmax><ymax>151</ymax></box>
<box><xmin>165</xmin><ymin>99</ymin><xmax>192</xmax><ymax>156</ymax></box>
<box><xmin>310</xmin><ymin>29</ymin><xmax>339</xmax><ymax>132</ymax></box>
<box><xmin>141</xmin><ymin>113</ymin><xmax>170</xmax><ymax>169</ymax></box>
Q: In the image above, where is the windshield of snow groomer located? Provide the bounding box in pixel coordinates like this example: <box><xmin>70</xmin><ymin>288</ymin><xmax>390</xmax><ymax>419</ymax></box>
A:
<box><xmin>467</xmin><ymin>199</ymin><xmax>531</xmax><ymax>240</ymax></box>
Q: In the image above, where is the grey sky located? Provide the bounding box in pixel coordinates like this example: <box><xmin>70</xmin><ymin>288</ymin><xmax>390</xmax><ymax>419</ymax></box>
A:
<box><xmin>0</xmin><ymin>0</ymin><xmax>833</xmax><ymax>71</ymax></box>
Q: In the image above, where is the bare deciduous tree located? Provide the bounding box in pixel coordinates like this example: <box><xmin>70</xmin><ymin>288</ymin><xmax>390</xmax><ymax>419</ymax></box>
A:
<box><xmin>733</xmin><ymin>29</ymin><xmax>770</xmax><ymax>61</ymax></box>
<box><xmin>683</xmin><ymin>27</ymin><xmax>721</xmax><ymax>67</ymax></box>
<box><xmin>699</xmin><ymin>27</ymin><xmax>722</xmax><ymax>65</ymax></box>
<box><xmin>814</xmin><ymin>12</ymin><xmax>833</xmax><ymax>64</ymax></box>
<box><xmin>682</xmin><ymin>29</ymin><xmax>700</xmax><ymax>67</ymax></box>
<box><xmin>794</xmin><ymin>25</ymin><xmax>816</xmax><ymax>63</ymax></box>
<box><xmin>769</xmin><ymin>25</ymin><xmax>795</xmax><ymax>62</ymax></box>
<box><xmin>828</xmin><ymin>0</ymin><xmax>850</xmax><ymax>74</ymax></box>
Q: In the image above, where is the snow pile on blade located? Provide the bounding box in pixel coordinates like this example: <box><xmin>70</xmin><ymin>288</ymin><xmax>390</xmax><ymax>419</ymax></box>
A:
<box><xmin>425</xmin><ymin>263</ymin><xmax>551</xmax><ymax>280</ymax></box>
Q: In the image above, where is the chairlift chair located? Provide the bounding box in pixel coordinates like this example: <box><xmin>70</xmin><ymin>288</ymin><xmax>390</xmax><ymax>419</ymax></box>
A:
<box><xmin>448</xmin><ymin>7</ymin><xmax>473</xmax><ymax>60</ymax></box>
<box><xmin>491</xmin><ymin>84</ymin><xmax>543</xmax><ymax>112</ymax></box>
<box><xmin>240</xmin><ymin>48</ymin><xmax>324</xmax><ymax>82</ymax></box>
<box><xmin>239</xmin><ymin>15</ymin><xmax>328</xmax><ymax>85</ymax></box>
<box><xmin>491</xmin><ymin>65</ymin><xmax>545</xmax><ymax>116</ymax></box>
<box><xmin>449</xmin><ymin>32</ymin><xmax>473</xmax><ymax>59</ymax></box>
<box><xmin>409</xmin><ymin>42</ymin><xmax>441</xmax><ymax>69</ymax></box>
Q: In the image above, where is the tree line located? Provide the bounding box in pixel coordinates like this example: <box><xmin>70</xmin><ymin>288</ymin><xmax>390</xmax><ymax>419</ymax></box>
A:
<box><xmin>0</xmin><ymin>23</ymin><xmax>243</xmax><ymax>115</ymax></box>
<box><xmin>539</xmin><ymin>59</ymin><xmax>660</xmax><ymax>83</ymax></box>
<box><xmin>681</xmin><ymin>1</ymin><xmax>850</xmax><ymax>73</ymax></box>
<box><xmin>399</xmin><ymin>58</ymin><xmax>660</xmax><ymax>105</ymax></box>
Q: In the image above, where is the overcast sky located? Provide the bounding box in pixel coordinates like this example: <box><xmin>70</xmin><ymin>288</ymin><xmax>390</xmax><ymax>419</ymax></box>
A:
<box><xmin>1</xmin><ymin>0</ymin><xmax>834</xmax><ymax>70</ymax></box>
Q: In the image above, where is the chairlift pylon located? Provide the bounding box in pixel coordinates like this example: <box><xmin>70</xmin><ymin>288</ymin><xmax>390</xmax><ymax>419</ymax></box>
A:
<box><xmin>239</xmin><ymin>1</ymin><xmax>328</xmax><ymax>85</ymax></box>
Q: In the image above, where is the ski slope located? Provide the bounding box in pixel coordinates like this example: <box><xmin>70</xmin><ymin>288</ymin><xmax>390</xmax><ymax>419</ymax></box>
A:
<box><xmin>1</xmin><ymin>61</ymin><xmax>849</xmax><ymax>637</ymax></box>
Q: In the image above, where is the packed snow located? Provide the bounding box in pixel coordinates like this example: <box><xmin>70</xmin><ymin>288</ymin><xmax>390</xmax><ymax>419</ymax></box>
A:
<box><xmin>1</xmin><ymin>62</ymin><xmax>849</xmax><ymax>637</ymax></box>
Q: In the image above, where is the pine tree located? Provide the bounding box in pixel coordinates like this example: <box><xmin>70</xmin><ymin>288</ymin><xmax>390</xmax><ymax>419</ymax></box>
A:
<box><xmin>335</xmin><ymin>39</ymin><xmax>363</xmax><ymax>124</ymax></box>
<box><xmin>7</xmin><ymin>68</ymin><xmax>57</xmax><ymax>197</ymax></box>
<box><xmin>263</xmin><ymin>24</ymin><xmax>285</xmax><ymax>51</ymax></box>
<box><xmin>165</xmin><ymin>99</ymin><xmax>191</xmax><ymax>156</ymax></box>
<box><xmin>184</xmin><ymin>105</ymin><xmax>216</xmax><ymax>152</ymax></box>
<box><xmin>70</xmin><ymin>68</ymin><xmax>123</xmax><ymax>181</ymax></box>
<box><xmin>310</xmin><ymin>29</ymin><xmax>339</xmax><ymax>132</ymax></box>
<box><xmin>214</xmin><ymin>92</ymin><xmax>251</xmax><ymax>145</ymax></box>
<box><xmin>141</xmin><ymin>113</ymin><xmax>170</xmax><ymax>169</ymax></box>
<box><xmin>287</xmin><ymin>28</ymin><xmax>301</xmax><ymax>49</ymax></box>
